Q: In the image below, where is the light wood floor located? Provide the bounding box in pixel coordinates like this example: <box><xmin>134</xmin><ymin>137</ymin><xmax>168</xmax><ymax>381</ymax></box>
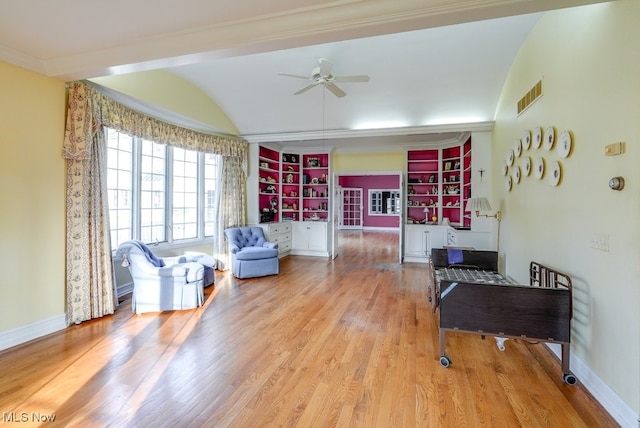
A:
<box><xmin>0</xmin><ymin>231</ymin><xmax>617</xmax><ymax>427</ymax></box>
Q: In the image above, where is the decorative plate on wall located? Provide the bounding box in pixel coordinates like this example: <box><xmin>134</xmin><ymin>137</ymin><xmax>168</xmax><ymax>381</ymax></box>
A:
<box><xmin>502</xmin><ymin>161</ymin><xmax>509</xmax><ymax>176</ymax></box>
<box><xmin>557</xmin><ymin>130</ymin><xmax>572</xmax><ymax>158</ymax></box>
<box><xmin>506</xmin><ymin>150</ymin><xmax>514</xmax><ymax>166</ymax></box>
<box><xmin>522</xmin><ymin>156</ymin><xmax>532</xmax><ymax>176</ymax></box>
<box><xmin>505</xmin><ymin>175</ymin><xmax>512</xmax><ymax>191</ymax></box>
<box><xmin>514</xmin><ymin>139</ymin><xmax>522</xmax><ymax>157</ymax></box>
<box><xmin>522</xmin><ymin>130</ymin><xmax>531</xmax><ymax>150</ymax></box>
<box><xmin>534</xmin><ymin>157</ymin><xmax>545</xmax><ymax>180</ymax></box>
<box><xmin>513</xmin><ymin>165</ymin><xmax>521</xmax><ymax>184</ymax></box>
<box><xmin>544</xmin><ymin>126</ymin><xmax>555</xmax><ymax>150</ymax></box>
<box><xmin>532</xmin><ymin>126</ymin><xmax>542</xmax><ymax>149</ymax></box>
<box><xmin>549</xmin><ymin>161</ymin><xmax>562</xmax><ymax>186</ymax></box>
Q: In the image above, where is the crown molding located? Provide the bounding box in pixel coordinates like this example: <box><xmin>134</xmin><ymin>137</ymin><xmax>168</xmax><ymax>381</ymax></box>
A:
<box><xmin>0</xmin><ymin>44</ymin><xmax>46</xmax><ymax>75</ymax></box>
<box><xmin>242</xmin><ymin>122</ymin><xmax>494</xmax><ymax>144</ymax></box>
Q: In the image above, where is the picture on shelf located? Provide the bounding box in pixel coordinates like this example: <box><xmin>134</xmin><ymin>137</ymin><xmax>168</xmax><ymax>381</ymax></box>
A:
<box><xmin>429</xmin><ymin>174</ymin><xmax>436</xmax><ymax>183</ymax></box>
<box><xmin>454</xmin><ymin>161</ymin><xmax>461</xmax><ymax>170</ymax></box>
<box><xmin>444</xmin><ymin>161</ymin><xmax>452</xmax><ymax>171</ymax></box>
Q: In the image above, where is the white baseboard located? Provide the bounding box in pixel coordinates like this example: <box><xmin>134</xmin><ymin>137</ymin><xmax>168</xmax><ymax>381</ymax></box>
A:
<box><xmin>362</xmin><ymin>226</ymin><xmax>400</xmax><ymax>232</ymax></box>
<box><xmin>546</xmin><ymin>343</ymin><xmax>639</xmax><ymax>428</ymax></box>
<box><xmin>0</xmin><ymin>314</ymin><xmax>67</xmax><ymax>352</ymax></box>
<box><xmin>117</xmin><ymin>282</ymin><xmax>134</xmax><ymax>298</ymax></box>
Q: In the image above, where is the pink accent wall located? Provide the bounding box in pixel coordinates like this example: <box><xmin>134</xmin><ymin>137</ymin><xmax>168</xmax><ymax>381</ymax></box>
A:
<box><xmin>339</xmin><ymin>175</ymin><xmax>400</xmax><ymax>228</ymax></box>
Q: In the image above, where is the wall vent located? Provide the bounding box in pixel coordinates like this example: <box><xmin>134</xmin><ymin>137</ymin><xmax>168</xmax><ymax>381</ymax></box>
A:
<box><xmin>517</xmin><ymin>79</ymin><xmax>543</xmax><ymax>115</ymax></box>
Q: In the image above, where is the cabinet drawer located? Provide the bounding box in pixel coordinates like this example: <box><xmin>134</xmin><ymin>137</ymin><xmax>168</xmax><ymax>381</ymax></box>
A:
<box><xmin>278</xmin><ymin>241</ymin><xmax>291</xmax><ymax>253</ymax></box>
<box><xmin>280</xmin><ymin>232</ymin><xmax>292</xmax><ymax>242</ymax></box>
<box><xmin>270</xmin><ymin>234</ymin><xmax>283</xmax><ymax>243</ymax></box>
<box><xmin>280</xmin><ymin>223</ymin><xmax>292</xmax><ymax>233</ymax></box>
<box><xmin>269</xmin><ymin>224</ymin><xmax>282</xmax><ymax>234</ymax></box>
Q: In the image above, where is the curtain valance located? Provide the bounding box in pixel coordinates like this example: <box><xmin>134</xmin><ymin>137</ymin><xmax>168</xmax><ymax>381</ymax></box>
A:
<box><xmin>62</xmin><ymin>81</ymin><xmax>248</xmax><ymax>172</ymax></box>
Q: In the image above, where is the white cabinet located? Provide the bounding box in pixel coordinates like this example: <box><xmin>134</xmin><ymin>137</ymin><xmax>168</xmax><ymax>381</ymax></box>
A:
<box><xmin>403</xmin><ymin>224</ymin><xmax>451</xmax><ymax>263</ymax></box>
<box><xmin>259</xmin><ymin>222</ymin><xmax>292</xmax><ymax>257</ymax></box>
<box><xmin>291</xmin><ymin>221</ymin><xmax>330</xmax><ymax>257</ymax></box>
<box><xmin>404</xmin><ymin>225</ymin><xmax>429</xmax><ymax>258</ymax></box>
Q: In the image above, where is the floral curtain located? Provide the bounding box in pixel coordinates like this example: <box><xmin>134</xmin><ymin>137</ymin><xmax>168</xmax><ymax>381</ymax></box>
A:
<box><xmin>63</xmin><ymin>81</ymin><xmax>248</xmax><ymax>323</ymax></box>
<box><xmin>213</xmin><ymin>156</ymin><xmax>247</xmax><ymax>269</ymax></box>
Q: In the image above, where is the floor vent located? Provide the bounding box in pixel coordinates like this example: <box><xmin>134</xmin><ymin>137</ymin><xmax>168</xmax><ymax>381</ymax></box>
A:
<box><xmin>517</xmin><ymin>79</ymin><xmax>543</xmax><ymax>115</ymax></box>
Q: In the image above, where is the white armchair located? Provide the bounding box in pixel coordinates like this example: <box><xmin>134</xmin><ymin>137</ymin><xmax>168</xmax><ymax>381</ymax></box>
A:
<box><xmin>115</xmin><ymin>240</ymin><xmax>205</xmax><ymax>314</ymax></box>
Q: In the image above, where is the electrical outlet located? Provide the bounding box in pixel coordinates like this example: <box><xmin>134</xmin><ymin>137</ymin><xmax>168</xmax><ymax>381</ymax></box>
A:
<box><xmin>590</xmin><ymin>234</ymin><xmax>609</xmax><ymax>252</ymax></box>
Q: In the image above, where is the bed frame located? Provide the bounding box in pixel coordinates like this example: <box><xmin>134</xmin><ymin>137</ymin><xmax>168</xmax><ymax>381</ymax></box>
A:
<box><xmin>431</xmin><ymin>249</ymin><xmax>576</xmax><ymax>384</ymax></box>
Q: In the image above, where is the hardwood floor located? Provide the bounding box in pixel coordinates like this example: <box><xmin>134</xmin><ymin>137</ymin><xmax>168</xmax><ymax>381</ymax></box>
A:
<box><xmin>0</xmin><ymin>231</ymin><xmax>617</xmax><ymax>427</ymax></box>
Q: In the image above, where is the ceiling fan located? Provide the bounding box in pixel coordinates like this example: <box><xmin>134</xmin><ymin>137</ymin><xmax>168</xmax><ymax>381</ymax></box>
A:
<box><xmin>278</xmin><ymin>58</ymin><xmax>369</xmax><ymax>98</ymax></box>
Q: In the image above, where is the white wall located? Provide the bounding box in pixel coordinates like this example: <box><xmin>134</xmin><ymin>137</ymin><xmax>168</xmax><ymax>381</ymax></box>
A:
<box><xmin>492</xmin><ymin>1</ymin><xmax>639</xmax><ymax>422</ymax></box>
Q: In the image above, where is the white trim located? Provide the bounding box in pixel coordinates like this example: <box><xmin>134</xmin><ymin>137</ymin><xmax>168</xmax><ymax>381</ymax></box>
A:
<box><xmin>546</xmin><ymin>343</ymin><xmax>639</xmax><ymax>428</ymax></box>
<box><xmin>0</xmin><ymin>314</ymin><xmax>67</xmax><ymax>352</ymax></box>
<box><xmin>243</xmin><ymin>123</ymin><xmax>491</xmax><ymax>144</ymax></box>
<box><xmin>362</xmin><ymin>226</ymin><xmax>400</xmax><ymax>232</ymax></box>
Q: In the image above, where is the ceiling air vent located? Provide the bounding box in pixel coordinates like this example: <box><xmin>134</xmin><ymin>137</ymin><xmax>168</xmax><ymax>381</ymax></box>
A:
<box><xmin>517</xmin><ymin>79</ymin><xmax>543</xmax><ymax>115</ymax></box>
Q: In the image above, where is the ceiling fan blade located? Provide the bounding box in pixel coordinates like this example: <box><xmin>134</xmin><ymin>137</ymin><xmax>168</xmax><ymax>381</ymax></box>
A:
<box><xmin>318</xmin><ymin>58</ymin><xmax>333</xmax><ymax>76</ymax></box>
<box><xmin>334</xmin><ymin>75</ymin><xmax>370</xmax><ymax>83</ymax></box>
<box><xmin>325</xmin><ymin>82</ymin><xmax>346</xmax><ymax>98</ymax></box>
<box><xmin>278</xmin><ymin>72</ymin><xmax>310</xmax><ymax>80</ymax></box>
<box><xmin>294</xmin><ymin>83</ymin><xmax>319</xmax><ymax>95</ymax></box>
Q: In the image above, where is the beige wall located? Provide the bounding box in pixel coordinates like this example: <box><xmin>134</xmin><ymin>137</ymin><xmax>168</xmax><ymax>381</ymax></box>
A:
<box><xmin>91</xmin><ymin>70</ymin><xmax>239</xmax><ymax>135</ymax></box>
<box><xmin>492</xmin><ymin>0</ymin><xmax>639</xmax><ymax>415</ymax></box>
<box><xmin>332</xmin><ymin>151</ymin><xmax>404</xmax><ymax>172</ymax></box>
<box><xmin>0</xmin><ymin>61</ymin><xmax>67</xmax><ymax>330</ymax></box>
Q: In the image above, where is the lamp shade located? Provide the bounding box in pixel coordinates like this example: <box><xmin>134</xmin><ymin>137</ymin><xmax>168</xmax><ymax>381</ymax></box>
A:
<box><xmin>465</xmin><ymin>197</ymin><xmax>492</xmax><ymax>212</ymax></box>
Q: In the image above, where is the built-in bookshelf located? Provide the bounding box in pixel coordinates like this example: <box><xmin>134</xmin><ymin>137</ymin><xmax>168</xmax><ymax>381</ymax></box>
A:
<box><xmin>406</xmin><ymin>138</ymin><xmax>471</xmax><ymax>228</ymax></box>
<box><xmin>258</xmin><ymin>147</ymin><xmax>331</xmax><ymax>223</ymax></box>
<box><xmin>258</xmin><ymin>146</ymin><xmax>280</xmax><ymax>223</ymax></box>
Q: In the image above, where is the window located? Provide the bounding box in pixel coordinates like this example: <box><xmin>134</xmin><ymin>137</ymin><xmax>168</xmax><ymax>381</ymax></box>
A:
<box><xmin>106</xmin><ymin>128</ymin><xmax>220</xmax><ymax>247</ymax></box>
<box><xmin>369</xmin><ymin>189</ymin><xmax>401</xmax><ymax>215</ymax></box>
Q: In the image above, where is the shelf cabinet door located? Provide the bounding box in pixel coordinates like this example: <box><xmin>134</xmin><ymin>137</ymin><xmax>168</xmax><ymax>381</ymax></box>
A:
<box><xmin>405</xmin><ymin>225</ymin><xmax>429</xmax><ymax>256</ymax></box>
<box><xmin>291</xmin><ymin>221</ymin><xmax>328</xmax><ymax>252</ymax></box>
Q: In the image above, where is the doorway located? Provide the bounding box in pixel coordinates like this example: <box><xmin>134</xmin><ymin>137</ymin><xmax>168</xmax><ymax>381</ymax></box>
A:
<box><xmin>340</xmin><ymin>187</ymin><xmax>363</xmax><ymax>229</ymax></box>
<box><xmin>334</xmin><ymin>172</ymin><xmax>403</xmax><ymax>263</ymax></box>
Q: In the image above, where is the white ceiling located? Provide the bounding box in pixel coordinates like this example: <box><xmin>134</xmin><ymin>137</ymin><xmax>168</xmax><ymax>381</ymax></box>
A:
<box><xmin>0</xmin><ymin>0</ymin><xmax>610</xmax><ymax>150</ymax></box>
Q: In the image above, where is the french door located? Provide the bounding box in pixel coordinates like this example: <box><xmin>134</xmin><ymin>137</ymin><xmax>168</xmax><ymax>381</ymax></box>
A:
<box><xmin>340</xmin><ymin>187</ymin><xmax>363</xmax><ymax>229</ymax></box>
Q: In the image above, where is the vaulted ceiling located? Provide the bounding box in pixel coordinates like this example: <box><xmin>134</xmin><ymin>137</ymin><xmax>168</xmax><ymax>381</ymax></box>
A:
<box><xmin>0</xmin><ymin>0</ymin><xmax>610</xmax><ymax>150</ymax></box>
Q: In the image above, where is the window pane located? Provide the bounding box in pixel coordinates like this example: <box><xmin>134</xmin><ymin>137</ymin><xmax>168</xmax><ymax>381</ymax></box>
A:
<box><xmin>106</xmin><ymin>129</ymin><xmax>133</xmax><ymax>247</ymax></box>
<box><xmin>172</xmin><ymin>147</ymin><xmax>198</xmax><ymax>240</ymax></box>
<box><xmin>140</xmin><ymin>139</ymin><xmax>166</xmax><ymax>243</ymax></box>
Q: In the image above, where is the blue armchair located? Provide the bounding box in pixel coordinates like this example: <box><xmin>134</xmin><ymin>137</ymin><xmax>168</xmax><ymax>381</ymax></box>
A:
<box><xmin>116</xmin><ymin>240</ymin><xmax>205</xmax><ymax>314</ymax></box>
<box><xmin>224</xmin><ymin>227</ymin><xmax>279</xmax><ymax>279</ymax></box>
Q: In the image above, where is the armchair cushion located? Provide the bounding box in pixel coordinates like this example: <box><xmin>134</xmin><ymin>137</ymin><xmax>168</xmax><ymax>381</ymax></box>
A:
<box><xmin>235</xmin><ymin>246</ymin><xmax>279</xmax><ymax>261</ymax></box>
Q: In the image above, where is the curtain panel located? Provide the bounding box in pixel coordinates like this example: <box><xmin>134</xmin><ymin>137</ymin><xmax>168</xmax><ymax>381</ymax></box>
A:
<box><xmin>62</xmin><ymin>81</ymin><xmax>248</xmax><ymax>323</ymax></box>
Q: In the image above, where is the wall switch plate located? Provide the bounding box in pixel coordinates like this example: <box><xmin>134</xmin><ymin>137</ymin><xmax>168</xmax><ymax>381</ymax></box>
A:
<box><xmin>590</xmin><ymin>234</ymin><xmax>609</xmax><ymax>251</ymax></box>
<box><xmin>605</xmin><ymin>142</ymin><xmax>624</xmax><ymax>156</ymax></box>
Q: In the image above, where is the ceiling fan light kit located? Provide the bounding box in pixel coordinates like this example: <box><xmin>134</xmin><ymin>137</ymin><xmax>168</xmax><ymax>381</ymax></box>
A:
<box><xmin>278</xmin><ymin>58</ymin><xmax>369</xmax><ymax>98</ymax></box>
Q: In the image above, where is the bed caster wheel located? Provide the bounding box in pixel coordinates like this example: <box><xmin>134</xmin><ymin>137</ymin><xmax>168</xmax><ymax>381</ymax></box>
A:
<box><xmin>563</xmin><ymin>373</ymin><xmax>577</xmax><ymax>385</ymax></box>
<box><xmin>439</xmin><ymin>356</ymin><xmax>451</xmax><ymax>368</ymax></box>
